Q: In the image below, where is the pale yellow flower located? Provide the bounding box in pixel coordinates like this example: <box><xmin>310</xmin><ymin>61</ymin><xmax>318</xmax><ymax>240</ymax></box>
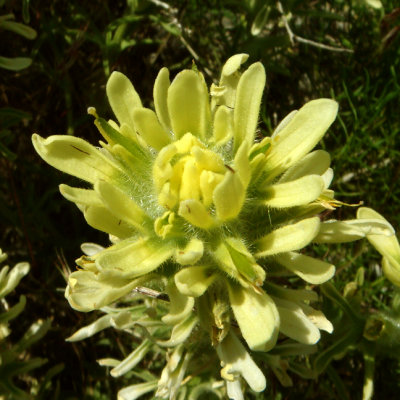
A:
<box><xmin>33</xmin><ymin>54</ymin><xmax>396</xmax><ymax>398</ymax></box>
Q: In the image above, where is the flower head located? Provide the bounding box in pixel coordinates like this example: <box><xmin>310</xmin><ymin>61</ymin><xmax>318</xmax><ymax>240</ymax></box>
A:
<box><xmin>33</xmin><ymin>54</ymin><xmax>384</xmax><ymax>397</ymax></box>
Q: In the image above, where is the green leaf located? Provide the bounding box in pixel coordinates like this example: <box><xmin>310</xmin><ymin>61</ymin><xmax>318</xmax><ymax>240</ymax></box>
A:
<box><xmin>13</xmin><ymin>319</ymin><xmax>51</xmax><ymax>353</ymax></box>
<box><xmin>0</xmin><ymin>139</ymin><xmax>17</xmax><ymax>160</ymax></box>
<box><xmin>313</xmin><ymin>326</ymin><xmax>360</xmax><ymax>374</ymax></box>
<box><xmin>111</xmin><ymin>339</ymin><xmax>153</xmax><ymax>377</ymax></box>
<box><xmin>0</xmin><ymin>262</ymin><xmax>30</xmax><ymax>298</ymax></box>
<box><xmin>157</xmin><ymin>314</ymin><xmax>198</xmax><ymax>347</ymax></box>
<box><xmin>0</xmin><ymin>295</ymin><xmax>26</xmax><ymax>323</ymax></box>
<box><xmin>22</xmin><ymin>0</ymin><xmax>31</xmax><ymax>23</ymax></box>
<box><xmin>66</xmin><ymin>311</ymin><xmax>134</xmax><ymax>341</ymax></box>
<box><xmin>118</xmin><ymin>380</ymin><xmax>158</xmax><ymax>400</ymax></box>
<box><xmin>0</xmin><ymin>20</ymin><xmax>36</xmax><ymax>39</ymax></box>
<box><xmin>251</xmin><ymin>4</ymin><xmax>270</xmax><ymax>36</ymax></box>
<box><xmin>161</xmin><ymin>21</ymin><xmax>181</xmax><ymax>36</ymax></box>
<box><xmin>0</xmin><ymin>107</ymin><xmax>31</xmax><ymax>129</ymax></box>
<box><xmin>0</xmin><ymin>56</ymin><xmax>32</xmax><ymax>71</ymax></box>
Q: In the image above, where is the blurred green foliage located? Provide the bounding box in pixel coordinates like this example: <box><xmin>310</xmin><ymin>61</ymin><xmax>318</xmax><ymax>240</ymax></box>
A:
<box><xmin>1</xmin><ymin>0</ymin><xmax>400</xmax><ymax>398</ymax></box>
<box><xmin>0</xmin><ymin>249</ymin><xmax>61</xmax><ymax>399</ymax></box>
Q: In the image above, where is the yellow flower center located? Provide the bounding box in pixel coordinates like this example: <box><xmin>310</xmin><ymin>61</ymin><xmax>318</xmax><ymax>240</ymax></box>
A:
<box><xmin>153</xmin><ymin>133</ymin><xmax>226</xmax><ymax>211</ymax></box>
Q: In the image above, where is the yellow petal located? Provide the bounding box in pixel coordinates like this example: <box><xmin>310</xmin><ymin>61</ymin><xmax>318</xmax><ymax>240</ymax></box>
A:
<box><xmin>178</xmin><ymin>199</ymin><xmax>215</xmax><ymax>229</ymax></box>
<box><xmin>191</xmin><ymin>145</ymin><xmax>225</xmax><ymax>173</ymax></box>
<box><xmin>357</xmin><ymin>207</ymin><xmax>400</xmax><ymax>286</ymax></box>
<box><xmin>274</xmin><ymin>298</ymin><xmax>321</xmax><ymax>344</ymax></box>
<box><xmin>174</xmin><ymin>132</ymin><xmax>202</xmax><ymax>154</ymax></box>
<box><xmin>276</xmin><ymin>252</ymin><xmax>335</xmax><ymax>284</ymax></box>
<box><xmin>95</xmin><ymin>238</ymin><xmax>173</xmax><ymax>278</ymax></box>
<box><xmin>110</xmin><ymin>143</ymin><xmax>150</xmax><ymax>181</ymax></box>
<box><xmin>212</xmin><ymin>242</ymin><xmax>249</xmax><ymax>287</ymax></box>
<box><xmin>95</xmin><ymin>118</ymin><xmax>140</xmax><ymax>152</ymax></box>
<box><xmin>65</xmin><ymin>270</ymin><xmax>147</xmax><ymax>312</ymax></box>
<box><xmin>234</xmin><ymin>141</ymin><xmax>251</xmax><ymax>188</ymax></box>
<box><xmin>106</xmin><ymin>71</ymin><xmax>142</xmax><ymax>129</ymax></box>
<box><xmin>221</xmin><ymin>53</ymin><xmax>249</xmax><ymax>77</ymax></box>
<box><xmin>168</xmin><ymin>70</ymin><xmax>211</xmax><ymax>139</ymax></box>
<box><xmin>216</xmin><ymin>331</ymin><xmax>266</xmax><ymax>392</ymax></box>
<box><xmin>233</xmin><ymin>62</ymin><xmax>265</xmax><ymax>152</ymax></box>
<box><xmin>265</xmin><ymin>99</ymin><xmax>338</xmax><ymax>181</ymax></box>
<box><xmin>111</xmin><ymin>339</ymin><xmax>153</xmax><ymax>377</ymax></box>
<box><xmin>228</xmin><ymin>284</ymin><xmax>279</xmax><ymax>351</ymax></box>
<box><xmin>211</xmin><ymin>53</ymin><xmax>249</xmax><ymax>111</ymax></box>
<box><xmin>321</xmin><ymin>168</ymin><xmax>334</xmax><ymax>189</ymax></box>
<box><xmin>225</xmin><ymin>237</ymin><xmax>266</xmax><ymax>286</ymax></box>
<box><xmin>120</xmin><ymin>122</ymin><xmax>140</xmax><ymax>144</ymax></box>
<box><xmin>32</xmin><ymin>134</ymin><xmax>120</xmax><ymax>184</ymax></box>
<box><xmin>271</xmin><ymin>110</ymin><xmax>298</xmax><ymax>138</ymax></box>
<box><xmin>213</xmin><ymin>170</ymin><xmax>245</xmax><ymax>221</ymax></box>
<box><xmin>382</xmin><ymin>257</ymin><xmax>400</xmax><ymax>287</ymax></box>
<box><xmin>256</xmin><ymin>217</ymin><xmax>320</xmax><ymax>258</ymax></box>
<box><xmin>118</xmin><ymin>381</ymin><xmax>158</xmax><ymax>400</ymax></box>
<box><xmin>153</xmin><ymin>143</ymin><xmax>177</xmax><ymax>192</ymax></box>
<box><xmin>94</xmin><ymin>180</ymin><xmax>147</xmax><ymax>233</ymax></box>
<box><xmin>314</xmin><ymin>218</ymin><xmax>395</xmax><ymax>243</ymax></box>
<box><xmin>261</xmin><ymin>175</ymin><xmax>324</xmax><ymax>208</ymax></box>
<box><xmin>59</xmin><ymin>184</ymin><xmax>103</xmax><ymax>207</ymax></box>
<box><xmin>154</xmin><ymin>211</ymin><xmax>178</xmax><ymax>239</ymax></box>
<box><xmin>174</xmin><ymin>238</ymin><xmax>204</xmax><ymax>265</ymax></box>
<box><xmin>66</xmin><ymin>311</ymin><xmax>134</xmax><ymax>342</ymax></box>
<box><xmin>0</xmin><ymin>261</ymin><xmax>30</xmax><ymax>298</ymax></box>
<box><xmin>132</xmin><ymin>107</ymin><xmax>171</xmax><ymax>150</ymax></box>
<box><xmin>153</xmin><ymin>67</ymin><xmax>172</xmax><ymax>132</ymax></box>
<box><xmin>179</xmin><ymin>157</ymin><xmax>201</xmax><ymax>201</ymax></box>
<box><xmin>301</xmin><ymin>303</ymin><xmax>333</xmax><ymax>333</ymax></box>
<box><xmin>212</xmin><ymin>105</ymin><xmax>234</xmax><ymax>145</ymax></box>
<box><xmin>174</xmin><ymin>266</ymin><xmax>216</xmax><ymax>297</ymax></box>
<box><xmin>199</xmin><ymin>170</ymin><xmax>224</xmax><ymax>207</ymax></box>
<box><xmin>279</xmin><ymin>150</ymin><xmax>331</xmax><ymax>183</ymax></box>
<box><xmin>83</xmin><ymin>205</ymin><xmax>135</xmax><ymax>238</ymax></box>
<box><xmin>158</xmin><ymin>182</ymin><xmax>179</xmax><ymax>210</ymax></box>
<box><xmin>162</xmin><ymin>280</ymin><xmax>195</xmax><ymax>325</ymax></box>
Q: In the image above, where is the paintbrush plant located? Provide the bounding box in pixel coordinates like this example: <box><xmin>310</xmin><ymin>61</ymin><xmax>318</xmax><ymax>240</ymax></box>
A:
<box><xmin>32</xmin><ymin>54</ymin><xmax>397</xmax><ymax>399</ymax></box>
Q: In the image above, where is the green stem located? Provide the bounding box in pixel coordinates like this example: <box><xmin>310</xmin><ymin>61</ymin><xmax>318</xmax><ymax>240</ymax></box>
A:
<box><xmin>362</xmin><ymin>351</ymin><xmax>375</xmax><ymax>400</ymax></box>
